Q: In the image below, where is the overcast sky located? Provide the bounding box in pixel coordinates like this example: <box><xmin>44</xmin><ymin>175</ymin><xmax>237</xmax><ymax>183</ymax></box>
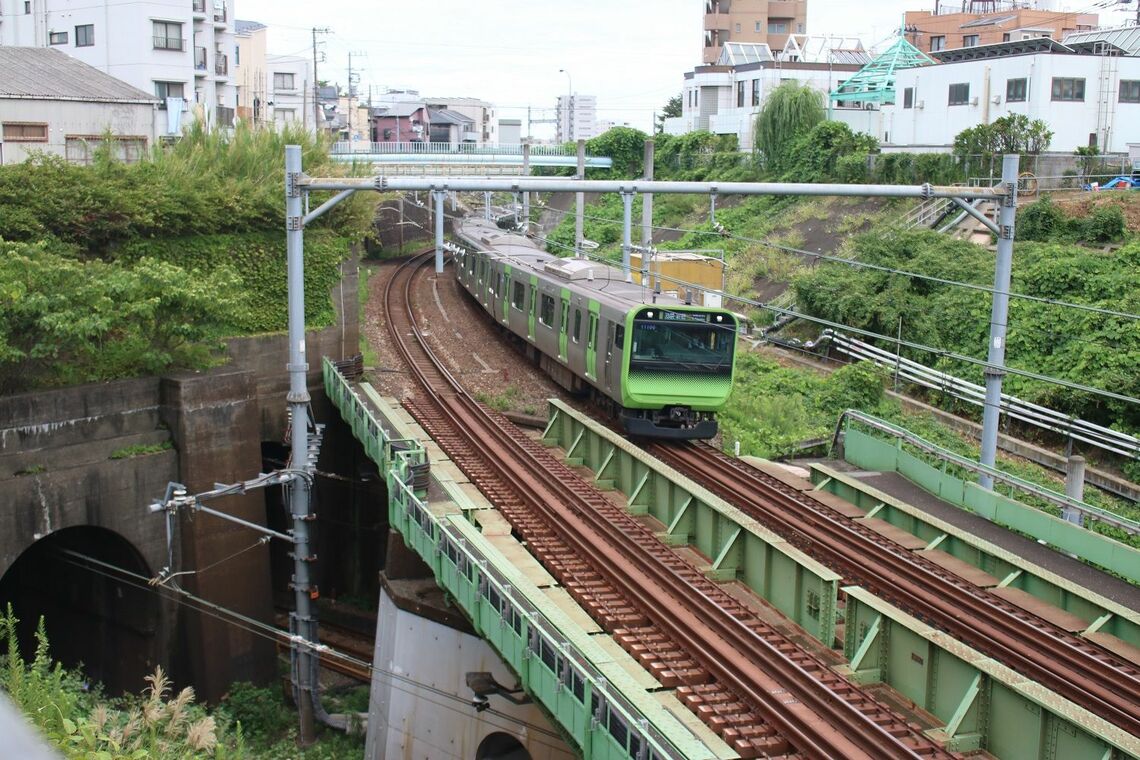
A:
<box><xmin>236</xmin><ymin>1</ymin><xmax>1135</xmax><ymax>136</ymax></box>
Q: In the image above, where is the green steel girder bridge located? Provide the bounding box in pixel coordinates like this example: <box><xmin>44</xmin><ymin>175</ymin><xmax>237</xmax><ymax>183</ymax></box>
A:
<box><xmin>324</xmin><ymin>359</ymin><xmax>1140</xmax><ymax>760</ymax></box>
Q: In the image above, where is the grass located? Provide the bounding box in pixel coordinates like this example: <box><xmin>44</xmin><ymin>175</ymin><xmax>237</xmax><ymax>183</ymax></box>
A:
<box><xmin>109</xmin><ymin>440</ymin><xmax>173</xmax><ymax>460</ymax></box>
<box><xmin>357</xmin><ymin>264</ymin><xmax>379</xmax><ymax>370</ymax></box>
<box><xmin>476</xmin><ymin>385</ymin><xmax>520</xmax><ymax>412</ymax></box>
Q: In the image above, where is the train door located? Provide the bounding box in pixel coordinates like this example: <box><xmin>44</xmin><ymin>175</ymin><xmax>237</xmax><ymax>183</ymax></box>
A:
<box><xmin>558</xmin><ymin>292</ymin><xmax>570</xmax><ymax>363</ymax></box>
<box><xmin>604</xmin><ymin>322</ymin><xmax>617</xmax><ymax>391</ymax></box>
<box><xmin>585</xmin><ymin>311</ymin><xmax>598</xmax><ymax>380</ymax></box>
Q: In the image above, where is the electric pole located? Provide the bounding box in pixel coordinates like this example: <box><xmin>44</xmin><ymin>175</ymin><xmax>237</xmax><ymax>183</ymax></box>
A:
<box><xmin>312</xmin><ymin>27</ymin><xmax>331</xmax><ymax>133</ymax></box>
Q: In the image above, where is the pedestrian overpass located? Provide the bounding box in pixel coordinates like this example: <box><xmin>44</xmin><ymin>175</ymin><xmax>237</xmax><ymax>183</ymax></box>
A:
<box><xmin>328</xmin><ymin>142</ymin><xmax>612</xmax><ymax>175</ymax></box>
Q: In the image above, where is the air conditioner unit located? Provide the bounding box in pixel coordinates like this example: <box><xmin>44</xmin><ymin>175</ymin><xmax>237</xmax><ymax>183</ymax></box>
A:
<box><xmin>992</xmin><ymin>95</ymin><xmax>1002</xmax><ymax>105</ymax></box>
<box><xmin>970</xmin><ymin>96</ymin><xmax>979</xmax><ymax>106</ymax></box>
<box><xmin>917</xmin><ymin>100</ymin><xmax>925</xmax><ymax>110</ymax></box>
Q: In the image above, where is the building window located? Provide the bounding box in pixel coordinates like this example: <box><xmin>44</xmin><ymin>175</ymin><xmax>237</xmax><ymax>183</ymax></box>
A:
<box><xmin>768</xmin><ymin>21</ymin><xmax>788</xmax><ymax>34</ymax></box>
<box><xmin>948</xmin><ymin>82</ymin><xmax>970</xmax><ymax>106</ymax></box>
<box><xmin>736</xmin><ymin>80</ymin><xmax>745</xmax><ymax>107</ymax></box>
<box><xmin>734</xmin><ymin>23</ymin><xmax>741</xmax><ymax>33</ymax></box>
<box><xmin>751</xmin><ymin>78</ymin><xmax>760</xmax><ymax>106</ymax></box>
<box><xmin>1002</xmin><ymin>32</ymin><xmax>1011</xmax><ymax>41</ymax></box>
<box><xmin>1120</xmin><ymin>80</ymin><xmax>1140</xmax><ymax>103</ymax></box>
<box><xmin>234</xmin><ymin>44</ymin><xmax>240</xmax><ymax>66</ymax></box>
<box><xmin>275</xmin><ymin>108</ymin><xmax>296</xmax><ymax>124</ymax></box>
<box><xmin>930</xmin><ymin>35</ymin><xmax>945</xmax><ymax>52</ymax></box>
<box><xmin>1006</xmin><ymin>78</ymin><xmax>1027</xmax><ymax>102</ymax></box>
<box><xmin>963</xmin><ymin>34</ymin><xmax>979</xmax><ymax>47</ymax></box>
<box><xmin>2</xmin><ymin>122</ymin><xmax>48</xmax><ymax>142</ymax></box>
<box><xmin>75</xmin><ymin>24</ymin><xmax>94</xmax><ymax>47</ymax></box>
<box><xmin>49</xmin><ymin>31</ymin><xmax>68</xmax><ymax>45</ymax></box>
<box><xmin>65</xmin><ymin>135</ymin><xmax>147</xmax><ymax>165</ymax></box>
<box><xmin>797</xmin><ymin>22</ymin><xmax>805</xmax><ymax>33</ymax></box>
<box><xmin>154</xmin><ymin>81</ymin><xmax>185</xmax><ymax>104</ymax></box>
<box><xmin>1051</xmin><ymin>77</ymin><xmax>1085</xmax><ymax>101</ymax></box>
<box><xmin>903</xmin><ymin>87</ymin><xmax>914</xmax><ymax>109</ymax></box>
<box><xmin>152</xmin><ymin>21</ymin><xmax>183</xmax><ymax>50</ymax></box>
<box><xmin>273</xmin><ymin>72</ymin><xmax>295</xmax><ymax>91</ymax></box>
<box><xmin>23</xmin><ymin>1</ymin><xmax>30</xmax><ymax>13</ymax></box>
<box><xmin>755</xmin><ymin>21</ymin><xmax>762</xmax><ymax>32</ymax></box>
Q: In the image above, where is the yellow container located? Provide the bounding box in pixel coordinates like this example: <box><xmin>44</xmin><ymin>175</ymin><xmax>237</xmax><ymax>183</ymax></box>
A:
<box><xmin>630</xmin><ymin>252</ymin><xmax>724</xmax><ymax>306</ymax></box>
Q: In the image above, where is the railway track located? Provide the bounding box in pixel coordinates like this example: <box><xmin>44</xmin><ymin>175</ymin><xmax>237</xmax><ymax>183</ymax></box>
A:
<box><xmin>645</xmin><ymin>441</ymin><xmax>1140</xmax><ymax>739</ymax></box>
<box><xmin>383</xmin><ymin>252</ymin><xmax>950</xmax><ymax>759</ymax></box>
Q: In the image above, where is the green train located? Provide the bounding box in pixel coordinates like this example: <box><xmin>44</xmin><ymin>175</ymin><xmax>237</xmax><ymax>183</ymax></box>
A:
<box><xmin>454</xmin><ymin>218</ymin><xmax>738</xmax><ymax>439</ymax></box>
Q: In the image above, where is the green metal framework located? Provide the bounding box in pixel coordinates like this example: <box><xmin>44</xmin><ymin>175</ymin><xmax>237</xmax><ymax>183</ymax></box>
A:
<box><xmin>323</xmin><ymin>359</ymin><xmax>722</xmax><ymax>760</ymax></box>
<box><xmin>829</xmin><ymin>35</ymin><xmax>934</xmax><ymax>104</ymax></box>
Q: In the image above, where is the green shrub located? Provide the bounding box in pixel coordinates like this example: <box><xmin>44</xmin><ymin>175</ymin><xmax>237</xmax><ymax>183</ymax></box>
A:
<box><xmin>1017</xmin><ymin>196</ymin><xmax>1067</xmax><ymax>242</ymax></box>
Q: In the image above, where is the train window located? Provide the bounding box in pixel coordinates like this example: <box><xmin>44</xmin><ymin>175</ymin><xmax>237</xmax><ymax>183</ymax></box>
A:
<box><xmin>497</xmin><ymin>273</ymin><xmax>504</xmax><ymax>296</ymax></box>
<box><xmin>630</xmin><ymin>308</ymin><xmax>734</xmax><ymax>376</ymax></box>
<box><xmin>529</xmin><ymin>285</ymin><xmax>536</xmax><ymax>317</ymax></box>
<box><xmin>572</xmin><ymin>310</ymin><xmax>582</xmax><ymax>343</ymax></box>
<box><xmin>511</xmin><ymin>281</ymin><xmax>525</xmax><ymax>310</ymax></box>
<box><xmin>560</xmin><ymin>299</ymin><xmax>569</xmax><ymax>334</ymax></box>
<box><xmin>539</xmin><ymin>295</ymin><xmax>555</xmax><ymax>326</ymax></box>
<box><xmin>614</xmin><ymin>325</ymin><xmax>624</xmax><ymax>350</ymax></box>
<box><xmin>468</xmin><ymin>254</ymin><xmax>475</xmax><ymax>274</ymax></box>
<box><xmin>587</xmin><ymin>314</ymin><xmax>597</xmax><ymax>350</ymax></box>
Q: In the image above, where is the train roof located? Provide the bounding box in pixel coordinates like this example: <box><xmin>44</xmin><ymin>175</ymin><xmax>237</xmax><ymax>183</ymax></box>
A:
<box><xmin>456</xmin><ymin>218</ymin><xmax>726</xmax><ymax>314</ymax></box>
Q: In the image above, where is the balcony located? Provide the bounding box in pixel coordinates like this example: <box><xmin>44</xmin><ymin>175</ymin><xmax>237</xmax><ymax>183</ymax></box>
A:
<box><xmin>214</xmin><ymin>54</ymin><xmax>228</xmax><ymax>76</ymax></box>
<box><xmin>216</xmin><ymin>105</ymin><xmax>235</xmax><ymax>127</ymax></box>
<box><xmin>153</xmin><ymin>36</ymin><xmax>185</xmax><ymax>51</ymax></box>
<box><xmin>704</xmin><ymin>12</ymin><xmax>730</xmax><ymax>31</ymax></box>
<box><xmin>213</xmin><ymin>3</ymin><xmax>227</xmax><ymax>25</ymax></box>
<box><xmin>192</xmin><ymin>0</ymin><xmax>205</xmax><ymax>14</ymax></box>
<box><xmin>194</xmin><ymin>46</ymin><xmax>206</xmax><ymax>73</ymax></box>
<box><xmin>768</xmin><ymin>0</ymin><xmax>799</xmax><ymax>16</ymax></box>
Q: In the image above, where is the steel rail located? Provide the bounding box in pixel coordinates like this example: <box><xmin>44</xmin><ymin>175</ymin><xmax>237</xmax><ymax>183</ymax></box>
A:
<box><xmin>647</xmin><ymin>442</ymin><xmax>1140</xmax><ymax>738</ymax></box>
<box><xmin>381</xmin><ymin>252</ymin><xmax>945</xmax><ymax>759</ymax></box>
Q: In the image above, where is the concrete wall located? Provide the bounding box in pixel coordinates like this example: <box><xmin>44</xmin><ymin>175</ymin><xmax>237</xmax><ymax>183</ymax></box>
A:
<box><xmin>366</xmin><ymin>581</ymin><xmax>574</xmax><ymax>760</ymax></box>
<box><xmin>0</xmin><ymin>254</ymin><xmax>360</xmax><ymax>699</ymax></box>
<box><xmin>0</xmin><ymin>97</ymin><xmax>157</xmax><ymax>164</ymax></box>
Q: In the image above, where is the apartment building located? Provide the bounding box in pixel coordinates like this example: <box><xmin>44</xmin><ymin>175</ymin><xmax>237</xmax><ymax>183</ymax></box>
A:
<box><xmin>884</xmin><ymin>31</ymin><xmax>1140</xmax><ymax>154</ymax></box>
<box><xmin>424</xmin><ymin>97</ymin><xmax>497</xmax><ymax>144</ymax></box>
<box><xmin>265</xmin><ymin>53</ymin><xmax>312</xmax><ymax>128</ymax></box>
<box><xmin>702</xmin><ymin>0</ymin><xmax>808</xmax><ymax>64</ymax></box>
<box><xmin>233</xmin><ymin>19</ymin><xmax>267</xmax><ymax>126</ymax></box>
<box><xmin>556</xmin><ymin>94</ymin><xmax>598</xmax><ymax>142</ymax></box>
<box><xmin>904</xmin><ymin>1</ymin><xmax>1097</xmax><ymax>54</ymax></box>
<box><xmin>0</xmin><ymin>0</ymin><xmax>237</xmax><ymax>131</ymax></box>
<box><xmin>669</xmin><ymin>37</ymin><xmax>868</xmax><ymax>149</ymax></box>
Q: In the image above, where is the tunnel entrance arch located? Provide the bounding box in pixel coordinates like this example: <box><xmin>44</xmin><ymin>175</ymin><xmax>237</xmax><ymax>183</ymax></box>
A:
<box><xmin>0</xmin><ymin>526</ymin><xmax>160</xmax><ymax>695</ymax></box>
<box><xmin>476</xmin><ymin>732</ymin><xmax>532</xmax><ymax>760</ymax></box>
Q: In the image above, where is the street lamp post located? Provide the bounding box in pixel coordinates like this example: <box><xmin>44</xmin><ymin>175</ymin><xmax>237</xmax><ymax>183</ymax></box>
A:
<box><xmin>559</xmin><ymin>68</ymin><xmax>572</xmax><ymax>142</ymax></box>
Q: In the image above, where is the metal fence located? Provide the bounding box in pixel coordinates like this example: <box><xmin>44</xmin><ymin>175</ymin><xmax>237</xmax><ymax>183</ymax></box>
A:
<box><xmin>330</xmin><ymin>141</ymin><xmax>580</xmax><ymax>156</ymax></box>
<box><xmin>826</xmin><ymin>331</ymin><xmax>1140</xmax><ymax>460</ymax></box>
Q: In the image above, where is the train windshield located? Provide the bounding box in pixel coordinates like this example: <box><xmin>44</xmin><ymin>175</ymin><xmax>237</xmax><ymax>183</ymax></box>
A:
<box><xmin>629</xmin><ymin>308</ymin><xmax>735</xmax><ymax>376</ymax></box>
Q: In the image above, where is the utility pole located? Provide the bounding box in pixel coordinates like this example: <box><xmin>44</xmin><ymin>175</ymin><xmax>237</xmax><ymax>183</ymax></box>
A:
<box><xmin>312</xmin><ymin>27</ymin><xmax>331</xmax><ymax>133</ymax></box>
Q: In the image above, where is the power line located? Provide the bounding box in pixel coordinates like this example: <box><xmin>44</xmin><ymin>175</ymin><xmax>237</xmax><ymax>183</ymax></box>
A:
<box><xmin>54</xmin><ymin>549</ymin><xmax>568</xmax><ymax>747</ymax></box>
<box><xmin>534</xmin><ymin>204</ymin><xmax>1140</xmax><ymax>322</ymax></box>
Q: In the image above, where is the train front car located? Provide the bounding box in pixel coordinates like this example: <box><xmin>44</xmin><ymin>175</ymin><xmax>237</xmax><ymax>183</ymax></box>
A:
<box><xmin>619</xmin><ymin>305</ymin><xmax>737</xmax><ymax>439</ymax></box>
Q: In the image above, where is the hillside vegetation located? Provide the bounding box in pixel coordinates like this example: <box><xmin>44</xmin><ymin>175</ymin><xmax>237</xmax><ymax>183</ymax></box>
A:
<box><xmin>0</xmin><ymin>125</ymin><xmax>374</xmax><ymax>392</ymax></box>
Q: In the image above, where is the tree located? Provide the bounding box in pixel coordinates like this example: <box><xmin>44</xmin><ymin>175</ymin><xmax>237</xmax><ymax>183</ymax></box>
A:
<box><xmin>655</xmin><ymin>94</ymin><xmax>682</xmax><ymax>134</ymax></box>
<box><xmin>753</xmin><ymin>82</ymin><xmax>824</xmax><ymax>171</ymax></box>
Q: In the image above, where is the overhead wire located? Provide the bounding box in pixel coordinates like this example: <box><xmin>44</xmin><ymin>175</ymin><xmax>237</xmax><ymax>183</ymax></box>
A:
<box><xmin>533</xmin><ymin>204</ymin><xmax>1140</xmax><ymax>322</ymax></box>
<box><xmin>54</xmin><ymin>548</ymin><xmax>568</xmax><ymax>747</ymax></box>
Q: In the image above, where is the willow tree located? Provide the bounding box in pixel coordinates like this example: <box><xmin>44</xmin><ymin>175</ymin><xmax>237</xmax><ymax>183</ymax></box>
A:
<box><xmin>753</xmin><ymin>82</ymin><xmax>825</xmax><ymax>171</ymax></box>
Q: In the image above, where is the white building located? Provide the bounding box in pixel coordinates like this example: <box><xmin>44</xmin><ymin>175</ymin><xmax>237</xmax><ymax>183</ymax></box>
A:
<box><xmin>884</xmin><ymin>32</ymin><xmax>1140</xmax><ymax>153</ymax></box>
<box><xmin>424</xmin><ymin>97</ymin><xmax>497</xmax><ymax>144</ymax></box>
<box><xmin>0</xmin><ymin>47</ymin><xmax>159</xmax><ymax>164</ymax></box>
<box><xmin>265</xmin><ymin>53</ymin><xmax>312</xmax><ymax>129</ymax></box>
<box><xmin>0</xmin><ymin>0</ymin><xmax>237</xmax><ymax>132</ymax></box>
<box><xmin>556</xmin><ymin>94</ymin><xmax>597</xmax><ymax>142</ymax></box>
<box><xmin>498</xmin><ymin>118</ymin><xmax>521</xmax><ymax>144</ymax></box>
<box><xmin>666</xmin><ymin>38</ymin><xmax>871</xmax><ymax>150</ymax></box>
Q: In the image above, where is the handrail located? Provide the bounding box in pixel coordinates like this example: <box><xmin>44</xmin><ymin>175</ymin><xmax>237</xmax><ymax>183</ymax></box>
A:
<box><xmin>823</xmin><ymin>331</ymin><xmax>1140</xmax><ymax>460</ymax></box>
<box><xmin>834</xmin><ymin>409</ymin><xmax>1140</xmax><ymax>536</ymax></box>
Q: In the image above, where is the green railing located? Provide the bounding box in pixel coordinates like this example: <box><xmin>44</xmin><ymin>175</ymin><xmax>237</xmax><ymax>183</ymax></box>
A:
<box><xmin>837</xmin><ymin>410</ymin><xmax>1140</xmax><ymax>583</ymax></box>
<box><xmin>323</xmin><ymin>358</ymin><xmax>714</xmax><ymax>760</ymax></box>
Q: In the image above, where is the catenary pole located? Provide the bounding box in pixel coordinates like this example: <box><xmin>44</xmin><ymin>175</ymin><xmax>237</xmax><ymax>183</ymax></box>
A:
<box><xmin>621</xmin><ymin>190</ymin><xmax>634</xmax><ymax>282</ymax></box>
<box><xmin>979</xmin><ymin>154</ymin><xmax>1020</xmax><ymax>489</ymax></box>
<box><xmin>575</xmin><ymin>138</ymin><xmax>585</xmax><ymax>257</ymax></box>
<box><xmin>642</xmin><ymin>139</ymin><xmax>654</xmax><ymax>248</ymax></box>
<box><xmin>284</xmin><ymin>145</ymin><xmax>316</xmax><ymax>745</ymax></box>
<box><xmin>434</xmin><ymin>190</ymin><xmax>445</xmax><ymax>274</ymax></box>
